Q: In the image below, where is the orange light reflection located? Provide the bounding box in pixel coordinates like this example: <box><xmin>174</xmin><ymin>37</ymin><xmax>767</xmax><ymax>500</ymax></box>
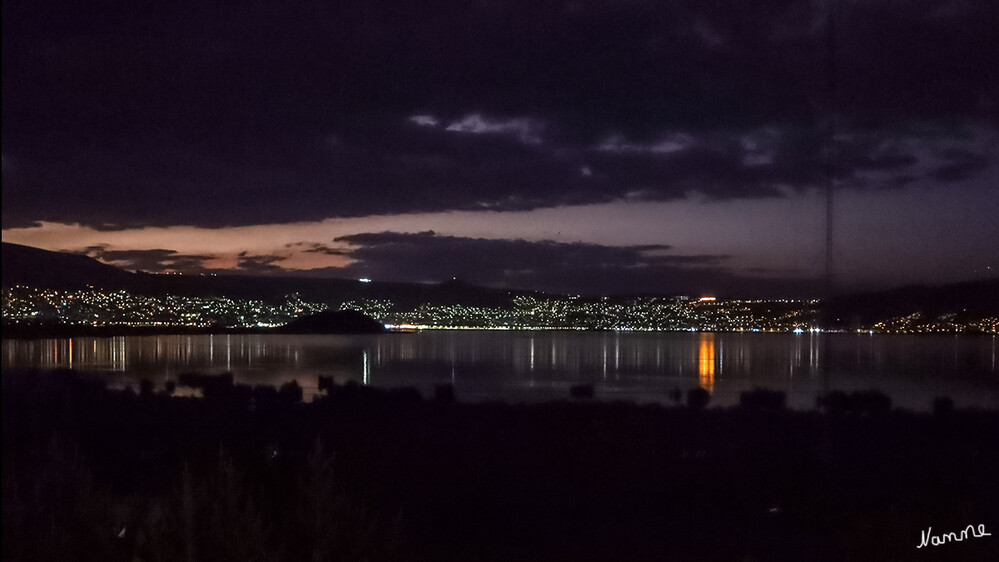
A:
<box><xmin>698</xmin><ymin>332</ymin><xmax>715</xmax><ymax>392</ymax></box>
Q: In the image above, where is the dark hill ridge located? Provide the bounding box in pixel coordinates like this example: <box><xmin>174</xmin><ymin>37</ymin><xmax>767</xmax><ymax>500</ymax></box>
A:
<box><xmin>823</xmin><ymin>279</ymin><xmax>999</xmax><ymax>328</ymax></box>
<box><xmin>0</xmin><ymin>242</ymin><xmax>534</xmax><ymax>308</ymax></box>
<box><xmin>278</xmin><ymin>310</ymin><xmax>385</xmax><ymax>334</ymax></box>
<box><xmin>1</xmin><ymin>242</ymin><xmax>135</xmax><ymax>289</ymax></box>
<box><xmin>5</xmin><ymin>242</ymin><xmax>997</xmax><ymax>323</ymax></box>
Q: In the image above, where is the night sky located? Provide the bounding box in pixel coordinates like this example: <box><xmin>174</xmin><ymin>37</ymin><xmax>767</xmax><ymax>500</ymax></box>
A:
<box><xmin>3</xmin><ymin>0</ymin><xmax>997</xmax><ymax>297</ymax></box>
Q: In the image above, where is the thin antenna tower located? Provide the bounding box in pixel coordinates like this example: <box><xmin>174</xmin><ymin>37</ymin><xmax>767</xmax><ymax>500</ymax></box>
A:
<box><xmin>823</xmin><ymin>0</ymin><xmax>838</xmax><ymax>299</ymax></box>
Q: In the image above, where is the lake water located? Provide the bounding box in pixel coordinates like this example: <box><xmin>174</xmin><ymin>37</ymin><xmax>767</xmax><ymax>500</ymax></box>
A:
<box><xmin>3</xmin><ymin>331</ymin><xmax>997</xmax><ymax>411</ymax></box>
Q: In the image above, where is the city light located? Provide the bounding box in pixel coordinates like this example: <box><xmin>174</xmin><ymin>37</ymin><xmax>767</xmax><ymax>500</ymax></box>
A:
<box><xmin>3</xmin><ymin>285</ymin><xmax>994</xmax><ymax>334</ymax></box>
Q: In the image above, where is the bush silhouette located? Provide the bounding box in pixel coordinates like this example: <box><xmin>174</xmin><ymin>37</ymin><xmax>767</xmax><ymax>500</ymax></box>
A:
<box><xmin>933</xmin><ymin>396</ymin><xmax>955</xmax><ymax>416</ymax></box>
<box><xmin>668</xmin><ymin>387</ymin><xmax>682</xmax><ymax>404</ymax></box>
<box><xmin>434</xmin><ymin>383</ymin><xmax>455</xmax><ymax>402</ymax></box>
<box><xmin>252</xmin><ymin>385</ymin><xmax>278</xmax><ymax>411</ymax></box>
<box><xmin>687</xmin><ymin>387</ymin><xmax>711</xmax><ymax>409</ymax></box>
<box><xmin>855</xmin><ymin>390</ymin><xmax>891</xmax><ymax>416</ymax></box>
<box><xmin>278</xmin><ymin>380</ymin><xmax>303</xmax><ymax>404</ymax></box>
<box><xmin>569</xmin><ymin>384</ymin><xmax>594</xmax><ymax>399</ymax></box>
<box><xmin>739</xmin><ymin>388</ymin><xmax>786</xmax><ymax>411</ymax></box>
<box><xmin>317</xmin><ymin>376</ymin><xmax>335</xmax><ymax>394</ymax></box>
<box><xmin>817</xmin><ymin>390</ymin><xmax>892</xmax><ymax>416</ymax></box>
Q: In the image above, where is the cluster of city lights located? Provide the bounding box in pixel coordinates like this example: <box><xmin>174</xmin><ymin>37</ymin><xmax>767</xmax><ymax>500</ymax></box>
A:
<box><xmin>2</xmin><ymin>286</ymin><xmax>324</xmax><ymax>328</ymax></box>
<box><xmin>873</xmin><ymin>311</ymin><xmax>998</xmax><ymax>334</ymax></box>
<box><xmin>3</xmin><ymin>285</ymin><xmax>994</xmax><ymax>333</ymax></box>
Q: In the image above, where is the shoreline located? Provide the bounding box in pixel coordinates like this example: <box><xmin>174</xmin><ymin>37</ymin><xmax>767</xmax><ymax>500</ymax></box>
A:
<box><xmin>4</xmin><ymin>323</ymin><xmax>997</xmax><ymax>339</ymax></box>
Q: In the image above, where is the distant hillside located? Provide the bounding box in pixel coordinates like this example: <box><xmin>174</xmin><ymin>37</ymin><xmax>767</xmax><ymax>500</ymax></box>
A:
<box><xmin>1</xmin><ymin>242</ymin><xmax>135</xmax><ymax>289</ymax></box>
<box><xmin>10</xmin><ymin>242</ymin><xmax>992</xmax><ymax>325</ymax></box>
<box><xmin>823</xmin><ymin>279</ymin><xmax>999</xmax><ymax>328</ymax></box>
<box><xmin>0</xmin><ymin>242</ymin><xmax>534</xmax><ymax>308</ymax></box>
<box><xmin>278</xmin><ymin>310</ymin><xmax>385</xmax><ymax>334</ymax></box>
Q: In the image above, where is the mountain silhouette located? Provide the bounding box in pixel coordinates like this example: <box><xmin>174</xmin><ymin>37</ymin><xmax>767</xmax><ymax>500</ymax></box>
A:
<box><xmin>823</xmin><ymin>279</ymin><xmax>999</xmax><ymax>328</ymax></box>
<box><xmin>1</xmin><ymin>242</ymin><xmax>531</xmax><ymax>307</ymax></box>
<box><xmin>2</xmin><ymin>242</ymin><xmax>135</xmax><ymax>289</ymax></box>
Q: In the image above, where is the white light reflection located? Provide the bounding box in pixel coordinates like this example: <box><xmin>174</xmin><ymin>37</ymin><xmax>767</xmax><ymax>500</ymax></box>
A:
<box><xmin>529</xmin><ymin>337</ymin><xmax>535</xmax><ymax>372</ymax></box>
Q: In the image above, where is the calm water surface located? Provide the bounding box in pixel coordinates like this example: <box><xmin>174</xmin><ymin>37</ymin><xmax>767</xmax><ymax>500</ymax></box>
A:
<box><xmin>4</xmin><ymin>331</ymin><xmax>997</xmax><ymax>410</ymax></box>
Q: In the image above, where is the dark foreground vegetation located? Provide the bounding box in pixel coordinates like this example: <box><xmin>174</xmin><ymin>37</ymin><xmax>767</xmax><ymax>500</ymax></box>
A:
<box><xmin>3</xmin><ymin>371</ymin><xmax>997</xmax><ymax>561</ymax></box>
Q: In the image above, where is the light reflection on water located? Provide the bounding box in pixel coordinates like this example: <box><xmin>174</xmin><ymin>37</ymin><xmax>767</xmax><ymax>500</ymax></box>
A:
<box><xmin>698</xmin><ymin>333</ymin><xmax>715</xmax><ymax>393</ymax></box>
<box><xmin>3</xmin><ymin>332</ymin><xmax>997</xmax><ymax>411</ymax></box>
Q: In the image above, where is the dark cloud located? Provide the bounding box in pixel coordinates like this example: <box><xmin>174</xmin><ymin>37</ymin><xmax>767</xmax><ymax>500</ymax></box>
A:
<box><xmin>236</xmin><ymin>253</ymin><xmax>286</xmax><ymax>274</ymax></box>
<box><xmin>86</xmin><ymin>247</ymin><xmax>213</xmax><ymax>273</ymax></box>
<box><xmin>284</xmin><ymin>242</ymin><xmax>350</xmax><ymax>256</ymax></box>
<box><xmin>2</xmin><ymin>0</ymin><xmax>996</xmax><ymax>228</ymax></box>
<box><xmin>330</xmin><ymin>231</ymin><xmax>814</xmax><ymax>297</ymax></box>
<box><xmin>927</xmin><ymin>149</ymin><xmax>991</xmax><ymax>182</ymax></box>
